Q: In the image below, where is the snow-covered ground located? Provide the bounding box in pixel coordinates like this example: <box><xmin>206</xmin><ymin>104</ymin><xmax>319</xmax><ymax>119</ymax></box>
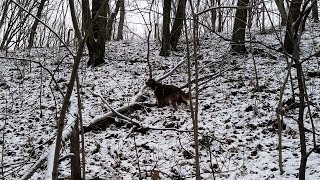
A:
<box><xmin>0</xmin><ymin>26</ymin><xmax>320</xmax><ymax>179</ymax></box>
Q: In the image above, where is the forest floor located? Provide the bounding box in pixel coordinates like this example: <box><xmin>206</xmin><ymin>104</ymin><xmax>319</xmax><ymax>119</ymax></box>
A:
<box><xmin>1</xmin><ymin>25</ymin><xmax>320</xmax><ymax>180</ymax></box>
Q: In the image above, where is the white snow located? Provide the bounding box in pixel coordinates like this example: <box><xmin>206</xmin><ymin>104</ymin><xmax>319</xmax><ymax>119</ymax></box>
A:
<box><xmin>1</xmin><ymin>25</ymin><xmax>320</xmax><ymax>179</ymax></box>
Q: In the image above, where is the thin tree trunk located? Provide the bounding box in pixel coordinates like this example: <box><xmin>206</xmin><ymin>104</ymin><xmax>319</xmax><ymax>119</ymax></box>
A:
<box><xmin>70</xmin><ymin>117</ymin><xmax>81</xmax><ymax>180</ymax></box>
<box><xmin>69</xmin><ymin>0</ymin><xmax>82</xmax><ymax>42</ymax></box>
<box><xmin>106</xmin><ymin>0</ymin><xmax>122</xmax><ymax>41</ymax></box>
<box><xmin>0</xmin><ymin>0</ymin><xmax>10</xmax><ymax>30</ymax></box>
<box><xmin>116</xmin><ymin>0</ymin><xmax>125</xmax><ymax>40</ymax></box>
<box><xmin>187</xmin><ymin>0</ymin><xmax>200</xmax><ymax>178</ymax></box>
<box><xmin>231</xmin><ymin>0</ymin><xmax>249</xmax><ymax>54</ymax></box>
<box><xmin>170</xmin><ymin>0</ymin><xmax>186</xmax><ymax>51</ymax></box>
<box><xmin>276</xmin><ymin>57</ymin><xmax>294</xmax><ymax>175</ymax></box>
<box><xmin>312</xmin><ymin>0</ymin><xmax>319</xmax><ymax>22</ymax></box>
<box><xmin>159</xmin><ymin>0</ymin><xmax>171</xmax><ymax>56</ymax></box>
<box><xmin>294</xmin><ymin>48</ymin><xmax>307</xmax><ymax>180</ymax></box>
<box><xmin>52</xmin><ymin>38</ymin><xmax>86</xmax><ymax>180</ymax></box>
<box><xmin>210</xmin><ymin>0</ymin><xmax>216</xmax><ymax>32</ymax></box>
<box><xmin>261</xmin><ymin>0</ymin><xmax>266</xmax><ymax>33</ymax></box>
<box><xmin>274</xmin><ymin>0</ymin><xmax>287</xmax><ymax>26</ymax></box>
<box><xmin>289</xmin><ymin>3</ymin><xmax>313</xmax><ymax>178</ymax></box>
<box><xmin>0</xmin><ymin>27</ymin><xmax>11</xmax><ymax>49</ymax></box>
<box><xmin>28</xmin><ymin>0</ymin><xmax>47</xmax><ymax>48</ymax></box>
<box><xmin>76</xmin><ymin>76</ymin><xmax>86</xmax><ymax>180</ymax></box>
<box><xmin>83</xmin><ymin>0</ymin><xmax>107</xmax><ymax>67</ymax></box>
<box><xmin>284</xmin><ymin>0</ymin><xmax>303</xmax><ymax>54</ymax></box>
<box><xmin>217</xmin><ymin>0</ymin><xmax>223</xmax><ymax>32</ymax></box>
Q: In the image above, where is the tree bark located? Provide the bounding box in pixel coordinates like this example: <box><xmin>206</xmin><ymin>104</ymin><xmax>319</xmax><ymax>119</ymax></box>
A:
<box><xmin>293</xmin><ymin>39</ymin><xmax>307</xmax><ymax>180</ymax></box>
<box><xmin>231</xmin><ymin>0</ymin><xmax>249</xmax><ymax>54</ymax></box>
<box><xmin>70</xmin><ymin>117</ymin><xmax>81</xmax><ymax>180</ymax></box>
<box><xmin>106</xmin><ymin>0</ymin><xmax>122</xmax><ymax>41</ymax></box>
<box><xmin>116</xmin><ymin>0</ymin><xmax>125</xmax><ymax>40</ymax></box>
<box><xmin>160</xmin><ymin>0</ymin><xmax>171</xmax><ymax>56</ymax></box>
<box><xmin>274</xmin><ymin>0</ymin><xmax>287</xmax><ymax>26</ymax></box>
<box><xmin>312</xmin><ymin>0</ymin><xmax>319</xmax><ymax>22</ymax></box>
<box><xmin>217</xmin><ymin>0</ymin><xmax>223</xmax><ymax>32</ymax></box>
<box><xmin>52</xmin><ymin>39</ymin><xmax>86</xmax><ymax>179</ymax></box>
<box><xmin>83</xmin><ymin>0</ymin><xmax>107</xmax><ymax>67</ymax></box>
<box><xmin>287</xmin><ymin>3</ymin><xmax>312</xmax><ymax>179</ymax></box>
<box><xmin>0</xmin><ymin>0</ymin><xmax>10</xmax><ymax>30</ymax></box>
<box><xmin>170</xmin><ymin>0</ymin><xmax>186</xmax><ymax>51</ymax></box>
<box><xmin>284</xmin><ymin>0</ymin><xmax>303</xmax><ymax>54</ymax></box>
<box><xmin>28</xmin><ymin>0</ymin><xmax>47</xmax><ymax>48</ymax></box>
<box><xmin>210</xmin><ymin>0</ymin><xmax>216</xmax><ymax>32</ymax></box>
<box><xmin>186</xmin><ymin>0</ymin><xmax>201</xmax><ymax>178</ymax></box>
<box><xmin>69</xmin><ymin>0</ymin><xmax>82</xmax><ymax>42</ymax></box>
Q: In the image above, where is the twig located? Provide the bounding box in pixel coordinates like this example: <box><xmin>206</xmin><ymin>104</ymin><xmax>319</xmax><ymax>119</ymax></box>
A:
<box><xmin>157</xmin><ymin>56</ymin><xmax>186</xmax><ymax>82</ymax></box>
<box><xmin>10</xmin><ymin>0</ymin><xmax>74</xmax><ymax>57</ymax></box>
<box><xmin>0</xmin><ymin>56</ymin><xmax>64</xmax><ymax>97</ymax></box>
<box><xmin>89</xmin><ymin>90</ymin><xmax>142</xmax><ymax>126</ymax></box>
<box><xmin>125</xmin><ymin>125</ymin><xmax>137</xmax><ymax>139</ymax></box>
<box><xmin>147</xmin><ymin>126</ymin><xmax>192</xmax><ymax>133</ymax></box>
<box><xmin>134</xmin><ymin>134</ymin><xmax>142</xmax><ymax>179</ymax></box>
<box><xmin>196</xmin><ymin>6</ymin><xmax>251</xmax><ymax>17</ymax></box>
<box><xmin>131</xmin><ymin>85</ymin><xmax>147</xmax><ymax>104</ymax></box>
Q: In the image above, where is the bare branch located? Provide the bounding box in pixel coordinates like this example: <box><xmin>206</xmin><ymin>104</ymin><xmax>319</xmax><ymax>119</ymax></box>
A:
<box><xmin>196</xmin><ymin>6</ymin><xmax>251</xmax><ymax>17</ymax></box>
<box><xmin>10</xmin><ymin>0</ymin><xmax>74</xmax><ymax>57</ymax></box>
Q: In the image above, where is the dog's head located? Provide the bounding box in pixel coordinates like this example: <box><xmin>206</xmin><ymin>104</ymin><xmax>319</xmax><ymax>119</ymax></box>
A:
<box><xmin>146</xmin><ymin>78</ymin><xmax>158</xmax><ymax>90</ymax></box>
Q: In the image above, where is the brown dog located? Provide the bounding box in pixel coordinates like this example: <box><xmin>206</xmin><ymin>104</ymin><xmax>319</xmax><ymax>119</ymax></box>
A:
<box><xmin>146</xmin><ymin>79</ymin><xmax>189</xmax><ymax>110</ymax></box>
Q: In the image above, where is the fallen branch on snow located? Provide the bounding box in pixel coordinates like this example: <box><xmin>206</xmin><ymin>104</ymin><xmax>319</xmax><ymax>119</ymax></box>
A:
<box><xmin>85</xmin><ymin>90</ymin><xmax>193</xmax><ymax>133</ymax></box>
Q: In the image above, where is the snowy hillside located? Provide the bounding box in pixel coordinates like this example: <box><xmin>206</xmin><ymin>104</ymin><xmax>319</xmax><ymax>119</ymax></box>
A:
<box><xmin>0</xmin><ymin>26</ymin><xmax>320</xmax><ymax>179</ymax></box>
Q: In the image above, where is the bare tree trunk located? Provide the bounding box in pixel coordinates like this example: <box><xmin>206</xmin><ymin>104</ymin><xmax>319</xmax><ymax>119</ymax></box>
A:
<box><xmin>0</xmin><ymin>26</ymin><xmax>12</xmax><ymax>49</ymax></box>
<box><xmin>1</xmin><ymin>11</ymin><xmax>31</xmax><ymax>49</ymax></box>
<box><xmin>69</xmin><ymin>0</ymin><xmax>82</xmax><ymax>42</ymax></box>
<box><xmin>106</xmin><ymin>0</ymin><xmax>110</xmax><ymax>16</ymax></box>
<box><xmin>159</xmin><ymin>0</ymin><xmax>171</xmax><ymax>56</ymax></box>
<box><xmin>210</xmin><ymin>0</ymin><xmax>216</xmax><ymax>32</ymax></box>
<box><xmin>261</xmin><ymin>0</ymin><xmax>266</xmax><ymax>33</ymax></box>
<box><xmin>116</xmin><ymin>0</ymin><xmax>125</xmax><ymax>40</ymax></box>
<box><xmin>217</xmin><ymin>0</ymin><xmax>223</xmax><ymax>32</ymax></box>
<box><xmin>312</xmin><ymin>0</ymin><xmax>319</xmax><ymax>22</ymax></box>
<box><xmin>247</xmin><ymin>0</ymin><xmax>254</xmax><ymax>29</ymax></box>
<box><xmin>294</xmin><ymin>43</ymin><xmax>307</xmax><ymax>180</ymax></box>
<box><xmin>28</xmin><ymin>0</ymin><xmax>47</xmax><ymax>48</ymax></box>
<box><xmin>52</xmin><ymin>0</ymin><xmax>93</xmax><ymax>174</ymax></box>
<box><xmin>170</xmin><ymin>0</ymin><xmax>186</xmax><ymax>51</ymax></box>
<box><xmin>52</xmin><ymin>37</ymin><xmax>86</xmax><ymax>180</ymax></box>
<box><xmin>76</xmin><ymin>76</ymin><xmax>86</xmax><ymax>180</ymax></box>
<box><xmin>70</xmin><ymin>117</ymin><xmax>81</xmax><ymax>180</ymax></box>
<box><xmin>0</xmin><ymin>0</ymin><xmax>10</xmax><ymax>29</ymax></box>
<box><xmin>187</xmin><ymin>0</ymin><xmax>200</xmax><ymax>179</ymax></box>
<box><xmin>287</xmin><ymin>3</ymin><xmax>313</xmax><ymax>179</ymax></box>
<box><xmin>274</xmin><ymin>0</ymin><xmax>287</xmax><ymax>26</ymax></box>
<box><xmin>106</xmin><ymin>0</ymin><xmax>122</xmax><ymax>41</ymax></box>
<box><xmin>83</xmin><ymin>0</ymin><xmax>107</xmax><ymax>67</ymax></box>
<box><xmin>284</xmin><ymin>0</ymin><xmax>303</xmax><ymax>54</ymax></box>
<box><xmin>231</xmin><ymin>0</ymin><xmax>249</xmax><ymax>54</ymax></box>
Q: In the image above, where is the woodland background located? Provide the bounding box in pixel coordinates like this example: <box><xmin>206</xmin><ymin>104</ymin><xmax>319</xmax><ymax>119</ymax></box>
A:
<box><xmin>0</xmin><ymin>0</ymin><xmax>320</xmax><ymax>179</ymax></box>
